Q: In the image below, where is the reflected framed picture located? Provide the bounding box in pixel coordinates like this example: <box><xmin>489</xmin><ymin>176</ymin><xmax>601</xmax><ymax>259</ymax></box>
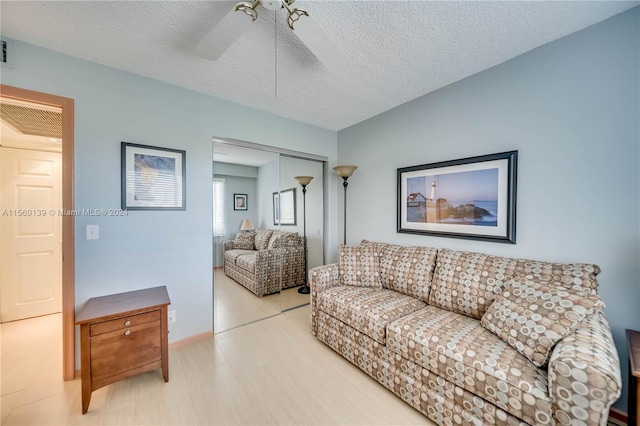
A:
<box><xmin>397</xmin><ymin>151</ymin><xmax>517</xmax><ymax>243</ymax></box>
<box><xmin>234</xmin><ymin>194</ymin><xmax>248</xmax><ymax>211</ymax></box>
<box><xmin>121</xmin><ymin>142</ymin><xmax>186</xmax><ymax>210</ymax></box>
<box><xmin>273</xmin><ymin>188</ymin><xmax>296</xmax><ymax>226</ymax></box>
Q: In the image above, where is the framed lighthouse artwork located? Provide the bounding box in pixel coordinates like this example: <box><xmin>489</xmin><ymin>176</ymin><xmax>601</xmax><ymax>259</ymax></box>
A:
<box><xmin>397</xmin><ymin>151</ymin><xmax>517</xmax><ymax>244</ymax></box>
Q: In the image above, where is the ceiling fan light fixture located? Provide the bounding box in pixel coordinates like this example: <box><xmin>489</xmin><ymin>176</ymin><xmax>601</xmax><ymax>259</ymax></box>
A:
<box><xmin>260</xmin><ymin>0</ymin><xmax>283</xmax><ymax>12</ymax></box>
<box><xmin>193</xmin><ymin>2</ymin><xmax>258</xmax><ymax>60</ymax></box>
<box><xmin>235</xmin><ymin>2</ymin><xmax>259</xmax><ymax>20</ymax></box>
<box><xmin>194</xmin><ymin>0</ymin><xmax>347</xmax><ymax>73</ymax></box>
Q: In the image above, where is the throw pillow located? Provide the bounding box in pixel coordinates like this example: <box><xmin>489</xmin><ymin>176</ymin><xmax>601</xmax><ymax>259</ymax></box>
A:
<box><xmin>254</xmin><ymin>229</ymin><xmax>274</xmax><ymax>250</ymax></box>
<box><xmin>338</xmin><ymin>244</ymin><xmax>382</xmax><ymax>288</ymax></box>
<box><xmin>481</xmin><ymin>278</ymin><xmax>604</xmax><ymax>367</ymax></box>
<box><xmin>268</xmin><ymin>231</ymin><xmax>282</xmax><ymax>249</ymax></box>
<box><xmin>234</xmin><ymin>232</ymin><xmax>255</xmax><ymax>250</ymax></box>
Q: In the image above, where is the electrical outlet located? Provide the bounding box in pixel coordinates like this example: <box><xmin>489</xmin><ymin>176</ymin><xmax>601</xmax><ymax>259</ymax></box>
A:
<box><xmin>168</xmin><ymin>310</ymin><xmax>176</xmax><ymax>324</ymax></box>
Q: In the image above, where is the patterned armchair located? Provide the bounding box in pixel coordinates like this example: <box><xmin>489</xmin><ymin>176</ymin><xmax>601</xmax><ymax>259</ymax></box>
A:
<box><xmin>223</xmin><ymin>228</ymin><xmax>305</xmax><ymax>297</ymax></box>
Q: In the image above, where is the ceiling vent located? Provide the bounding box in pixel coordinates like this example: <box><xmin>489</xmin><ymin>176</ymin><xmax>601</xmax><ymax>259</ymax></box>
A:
<box><xmin>0</xmin><ymin>103</ymin><xmax>62</xmax><ymax>139</ymax></box>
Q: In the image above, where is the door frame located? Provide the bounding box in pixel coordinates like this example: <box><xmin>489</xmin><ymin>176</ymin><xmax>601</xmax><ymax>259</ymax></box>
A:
<box><xmin>0</xmin><ymin>84</ymin><xmax>75</xmax><ymax>380</ymax></box>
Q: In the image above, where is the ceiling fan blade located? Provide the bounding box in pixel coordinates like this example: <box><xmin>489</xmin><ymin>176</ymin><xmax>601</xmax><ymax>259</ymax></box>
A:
<box><xmin>288</xmin><ymin>9</ymin><xmax>348</xmax><ymax>73</ymax></box>
<box><xmin>194</xmin><ymin>3</ymin><xmax>257</xmax><ymax>61</ymax></box>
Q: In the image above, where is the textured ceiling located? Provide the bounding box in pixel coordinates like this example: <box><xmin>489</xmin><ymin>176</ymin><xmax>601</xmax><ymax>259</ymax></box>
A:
<box><xmin>1</xmin><ymin>1</ymin><xmax>637</xmax><ymax>131</ymax></box>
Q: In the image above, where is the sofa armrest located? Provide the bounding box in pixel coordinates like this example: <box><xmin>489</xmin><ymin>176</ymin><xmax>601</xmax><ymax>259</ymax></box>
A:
<box><xmin>548</xmin><ymin>311</ymin><xmax>622</xmax><ymax>426</ymax></box>
<box><xmin>279</xmin><ymin>246</ymin><xmax>305</xmax><ymax>287</ymax></box>
<box><xmin>309</xmin><ymin>263</ymin><xmax>340</xmax><ymax>292</ymax></box>
<box><xmin>309</xmin><ymin>263</ymin><xmax>339</xmax><ymax>335</ymax></box>
<box><xmin>223</xmin><ymin>240</ymin><xmax>235</xmax><ymax>251</ymax></box>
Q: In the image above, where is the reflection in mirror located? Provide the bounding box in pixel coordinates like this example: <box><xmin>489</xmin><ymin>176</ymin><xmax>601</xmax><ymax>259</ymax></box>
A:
<box><xmin>212</xmin><ymin>139</ymin><xmax>326</xmax><ymax>333</ymax></box>
<box><xmin>213</xmin><ymin>142</ymin><xmax>281</xmax><ymax>332</ymax></box>
<box><xmin>279</xmin><ymin>156</ymin><xmax>324</xmax><ymax>311</ymax></box>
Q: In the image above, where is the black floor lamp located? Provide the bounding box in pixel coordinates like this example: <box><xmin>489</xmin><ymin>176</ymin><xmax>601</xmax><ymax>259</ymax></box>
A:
<box><xmin>333</xmin><ymin>165</ymin><xmax>357</xmax><ymax>244</ymax></box>
<box><xmin>295</xmin><ymin>175</ymin><xmax>313</xmax><ymax>294</ymax></box>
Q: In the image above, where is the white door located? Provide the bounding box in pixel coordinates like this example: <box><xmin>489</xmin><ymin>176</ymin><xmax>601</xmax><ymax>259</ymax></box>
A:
<box><xmin>0</xmin><ymin>147</ymin><xmax>62</xmax><ymax>322</ymax></box>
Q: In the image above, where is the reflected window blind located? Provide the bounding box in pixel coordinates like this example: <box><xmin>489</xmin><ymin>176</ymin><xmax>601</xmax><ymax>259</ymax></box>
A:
<box><xmin>213</xmin><ymin>178</ymin><xmax>225</xmax><ymax>237</ymax></box>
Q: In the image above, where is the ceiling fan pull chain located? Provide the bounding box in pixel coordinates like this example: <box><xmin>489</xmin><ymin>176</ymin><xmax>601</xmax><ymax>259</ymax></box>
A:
<box><xmin>275</xmin><ymin>11</ymin><xmax>278</xmax><ymax>98</ymax></box>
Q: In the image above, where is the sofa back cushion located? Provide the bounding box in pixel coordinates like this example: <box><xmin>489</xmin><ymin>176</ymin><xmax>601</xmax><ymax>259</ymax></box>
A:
<box><xmin>430</xmin><ymin>249</ymin><xmax>515</xmax><ymax>320</ymax></box>
<box><xmin>267</xmin><ymin>231</ymin><xmax>304</xmax><ymax>248</ymax></box>
<box><xmin>254</xmin><ymin>229</ymin><xmax>274</xmax><ymax>250</ymax></box>
<box><xmin>511</xmin><ymin>259</ymin><xmax>600</xmax><ymax>295</ymax></box>
<box><xmin>234</xmin><ymin>232</ymin><xmax>255</xmax><ymax>250</ymax></box>
<box><xmin>267</xmin><ymin>231</ymin><xmax>282</xmax><ymax>249</ymax></box>
<box><xmin>361</xmin><ymin>240</ymin><xmax>437</xmax><ymax>301</ymax></box>
<box><xmin>430</xmin><ymin>248</ymin><xmax>601</xmax><ymax>320</ymax></box>
<box><xmin>338</xmin><ymin>245</ymin><xmax>382</xmax><ymax>288</ymax></box>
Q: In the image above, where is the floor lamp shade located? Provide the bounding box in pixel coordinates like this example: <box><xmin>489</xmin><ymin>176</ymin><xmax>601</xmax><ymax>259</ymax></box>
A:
<box><xmin>333</xmin><ymin>165</ymin><xmax>357</xmax><ymax>245</ymax></box>
<box><xmin>333</xmin><ymin>165</ymin><xmax>357</xmax><ymax>178</ymax></box>
<box><xmin>294</xmin><ymin>176</ymin><xmax>314</xmax><ymax>186</ymax></box>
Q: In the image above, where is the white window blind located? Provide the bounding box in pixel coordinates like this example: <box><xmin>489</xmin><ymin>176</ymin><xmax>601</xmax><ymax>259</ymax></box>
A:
<box><xmin>213</xmin><ymin>178</ymin><xmax>225</xmax><ymax>237</ymax></box>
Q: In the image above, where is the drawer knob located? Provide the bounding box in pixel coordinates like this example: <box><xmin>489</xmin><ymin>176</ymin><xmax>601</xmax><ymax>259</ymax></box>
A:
<box><xmin>124</xmin><ymin>330</ymin><xmax>131</xmax><ymax>336</ymax></box>
<box><xmin>124</xmin><ymin>320</ymin><xmax>131</xmax><ymax>326</ymax></box>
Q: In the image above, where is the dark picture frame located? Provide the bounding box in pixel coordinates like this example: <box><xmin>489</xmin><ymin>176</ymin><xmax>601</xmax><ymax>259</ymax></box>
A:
<box><xmin>273</xmin><ymin>188</ymin><xmax>296</xmax><ymax>226</ymax></box>
<box><xmin>233</xmin><ymin>194</ymin><xmax>248</xmax><ymax>211</ymax></box>
<box><xmin>121</xmin><ymin>142</ymin><xmax>186</xmax><ymax>210</ymax></box>
<box><xmin>397</xmin><ymin>151</ymin><xmax>517</xmax><ymax>243</ymax></box>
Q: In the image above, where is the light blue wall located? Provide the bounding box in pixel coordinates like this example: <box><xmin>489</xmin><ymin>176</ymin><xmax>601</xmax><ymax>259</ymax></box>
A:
<box><xmin>0</xmin><ymin>40</ymin><xmax>338</xmax><ymax>364</ymax></box>
<box><xmin>258</xmin><ymin>158</ymin><xmax>280</xmax><ymax>229</ymax></box>
<box><xmin>338</xmin><ymin>8</ymin><xmax>639</xmax><ymax>413</ymax></box>
<box><xmin>212</xmin><ymin>171</ymin><xmax>258</xmax><ymax>267</ymax></box>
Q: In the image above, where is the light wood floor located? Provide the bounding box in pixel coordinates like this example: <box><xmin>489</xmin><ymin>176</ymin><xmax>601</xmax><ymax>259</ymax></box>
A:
<box><xmin>1</xmin><ymin>306</ymin><xmax>434</xmax><ymax>425</ymax></box>
<box><xmin>214</xmin><ymin>268</ymin><xmax>309</xmax><ymax>332</ymax></box>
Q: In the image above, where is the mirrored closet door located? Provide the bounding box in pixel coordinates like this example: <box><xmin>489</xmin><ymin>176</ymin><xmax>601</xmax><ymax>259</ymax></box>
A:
<box><xmin>213</xmin><ymin>139</ymin><xmax>326</xmax><ymax>333</ymax></box>
<box><xmin>213</xmin><ymin>142</ymin><xmax>281</xmax><ymax>332</ymax></box>
<box><xmin>279</xmin><ymin>155</ymin><xmax>323</xmax><ymax>311</ymax></box>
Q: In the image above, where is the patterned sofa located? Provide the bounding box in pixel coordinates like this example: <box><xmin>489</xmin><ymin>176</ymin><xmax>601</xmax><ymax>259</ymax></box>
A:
<box><xmin>309</xmin><ymin>240</ymin><xmax>622</xmax><ymax>425</ymax></box>
<box><xmin>223</xmin><ymin>228</ymin><xmax>305</xmax><ymax>297</ymax></box>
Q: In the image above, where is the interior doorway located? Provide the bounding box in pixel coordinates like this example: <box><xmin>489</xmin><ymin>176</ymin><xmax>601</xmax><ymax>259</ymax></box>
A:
<box><xmin>0</xmin><ymin>84</ymin><xmax>75</xmax><ymax>380</ymax></box>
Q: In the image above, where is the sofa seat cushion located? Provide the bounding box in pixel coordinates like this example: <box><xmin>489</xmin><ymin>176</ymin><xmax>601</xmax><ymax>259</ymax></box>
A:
<box><xmin>235</xmin><ymin>253</ymin><xmax>256</xmax><ymax>272</ymax></box>
<box><xmin>387</xmin><ymin>305</ymin><xmax>552</xmax><ymax>425</ymax></box>
<box><xmin>315</xmin><ymin>286</ymin><xmax>426</xmax><ymax>344</ymax></box>
<box><xmin>224</xmin><ymin>249</ymin><xmax>256</xmax><ymax>265</ymax></box>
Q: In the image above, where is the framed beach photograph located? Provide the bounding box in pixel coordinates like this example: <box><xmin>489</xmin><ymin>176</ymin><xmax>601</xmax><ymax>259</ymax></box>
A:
<box><xmin>273</xmin><ymin>188</ymin><xmax>296</xmax><ymax>226</ymax></box>
<box><xmin>121</xmin><ymin>142</ymin><xmax>186</xmax><ymax>210</ymax></box>
<box><xmin>234</xmin><ymin>194</ymin><xmax>248</xmax><ymax>211</ymax></box>
<box><xmin>397</xmin><ymin>151</ymin><xmax>517</xmax><ymax>243</ymax></box>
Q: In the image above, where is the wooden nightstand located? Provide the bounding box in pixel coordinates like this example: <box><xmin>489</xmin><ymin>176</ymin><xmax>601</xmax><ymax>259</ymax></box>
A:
<box><xmin>627</xmin><ymin>329</ymin><xmax>640</xmax><ymax>426</ymax></box>
<box><xmin>76</xmin><ymin>286</ymin><xmax>171</xmax><ymax>414</ymax></box>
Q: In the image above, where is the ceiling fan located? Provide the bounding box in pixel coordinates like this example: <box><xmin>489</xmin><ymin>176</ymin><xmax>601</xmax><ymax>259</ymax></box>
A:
<box><xmin>194</xmin><ymin>0</ymin><xmax>347</xmax><ymax>73</ymax></box>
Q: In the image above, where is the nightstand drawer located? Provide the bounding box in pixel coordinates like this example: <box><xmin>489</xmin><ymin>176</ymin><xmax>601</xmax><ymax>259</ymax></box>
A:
<box><xmin>90</xmin><ymin>310</ymin><xmax>160</xmax><ymax>336</ymax></box>
<box><xmin>90</xmin><ymin>320</ymin><xmax>161</xmax><ymax>382</ymax></box>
